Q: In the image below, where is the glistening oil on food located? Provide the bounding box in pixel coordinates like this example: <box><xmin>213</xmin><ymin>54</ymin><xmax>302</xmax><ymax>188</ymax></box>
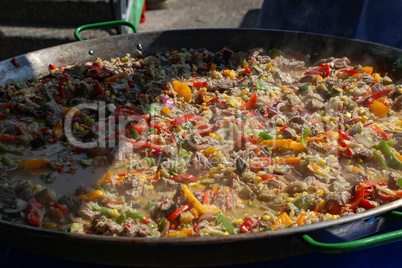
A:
<box><xmin>1</xmin><ymin>46</ymin><xmax>402</xmax><ymax>237</ymax></box>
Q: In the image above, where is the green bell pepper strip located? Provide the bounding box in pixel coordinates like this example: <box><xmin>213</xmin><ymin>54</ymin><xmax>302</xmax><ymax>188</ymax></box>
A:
<box><xmin>126</xmin><ymin>211</ymin><xmax>145</xmax><ymax>222</ymax></box>
<box><xmin>92</xmin><ymin>206</ymin><xmax>112</xmax><ymax>218</ymax></box>
<box><xmin>373</xmin><ymin>138</ymin><xmax>396</xmax><ymax>149</ymax></box>
<box><xmin>300</xmin><ymin>127</ymin><xmax>311</xmax><ymax>145</ymax></box>
<box><xmin>1</xmin><ymin>156</ymin><xmax>13</xmax><ymax>167</ymax></box>
<box><xmin>0</xmin><ymin>142</ymin><xmax>23</xmax><ymax>154</ymax></box>
<box><xmin>377</xmin><ymin>140</ymin><xmax>402</xmax><ymax>169</ymax></box>
<box><xmin>158</xmin><ymin>218</ymin><xmax>169</xmax><ymax>232</ymax></box>
<box><xmin>259</xmin><ymin>131</ymin><xmax>273</xmax><ymax>140</ymax></box>
<box><xmin>214</xmin><ymin>211</ymin><xmax>236</xmax><ymax>234</ymax></box>
<box><xmin>373</xmin><ymin>151</ymin><xmax>388</xmax><ymax>171</ymax></box>
<box><xmin>247</xmin><ymin>201</ymin><xmax>259</xmax><ymax>208</ymax></box>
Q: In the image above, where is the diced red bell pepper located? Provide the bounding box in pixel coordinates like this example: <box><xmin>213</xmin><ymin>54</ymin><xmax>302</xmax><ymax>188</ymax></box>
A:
<box><xmin>371</xmin><ymin>89</ymin><xmax>392</xmax><ymax>100</ymax></box>
<box><xmin>49</xmin><ymin>202</ymin><xmax>71</xmax><ymax>215</ymax></box>
<box><xmin>249</xmin><ymin>156</ymin><xmax>274</xmax><ymax>170</ymax></box>
<box><xmin>338</xmin><ymin>129</ymin><xmax>352</xmax><ymax>140</ymax></box>
<box><xmin>0</xmin><ymin>134</ymin><xmax>22</xmax><ymax>142</ymax></box>
<box><xmin>27</xmin><ymin>207</ymin><xmax>41</xmax><ymax>227</ymax></box>
<box><xmin>127</xmin><ymin>123</ymin><xmax>148</xmax><ymax>134</ymax></box>
<box><xmin>93</xmin><ymin>82</ymin><xmax>105</xmax><ymax>95</ymax></box>
<box><xmin>169</xmin><ymin>114</ymin><xmax>202</xmax><ymax>128</ymax></box>
<box><xmin>1</xmin><ymin>102</ymin><xmax>12</xmax><ymax>109</ymax></box>
<box><xmin>124</xmin><ymin>140</ymin><xmax>163</xmax><ymax>150</ymax></box>
<box><xmin>359</xmin><ymin>199</ymin><xmax>377</xmax><ymax>209</ymax></box>
<box><xmin>363</xmin><ymin>180</ymin><xmax>376</xmax><ymax>197</ymax></box>
<box><xmin>348</xmin><ymin>184</ymin><xmax>365</xmax><ymax>211</ymax></box>
<box><xmin>193</xmin><ymin>81</ymin><xmax>209</xmax><ymax>89</ymax></box>
<box><xmin>167</xmin><ymin>202</ymin><xmax>193</xmax><ymax>222</ymax></box>
<box><xmin>368</xmin><ymin>125</ymin><xmax>390</xmax><ymax>141</ymax></box>
<box><xmin>203</xmin><ymin>189</ymin><xmax>217</xmax><ymax>205</ymax></box>
<box><xmin>377</xmin><ymin>192</ymin><xmax>397</xmax><ymax>200</ymax></box>
<box><xmin>149</xmin><ymin>121</ymin><xmax>171</xmax><ymax>134</ymax></box>
<box><xmin>244</xmin><ymin>65</ymin><xmax>251</xmax><ymax>73</ymax></box>
<box><xmin>58</xmin><ymin>75</ymin><xmax>68</xmax><ymax>99</ymax></box>
<box><xmin>246</xmin><ymin>94</ymin><xmax>258</xmax><ymax>110</ymax></box>
<box><xmin>171</xmin><ymin>174</ymin><xmax>198</xmax><ymax>183</ymax></box>
<box><xmin>49</xmin><ymin>63</ymin><xmax>56</xmax><ymax>70</ymax></box>
<box><xmin>105</xmin><ymin>198</ymin><xmax>123</xmax><ymax>208</ymax></box>
<box><xmin>318</xmin><ymin>64</ymin><xmax>331</xmax><ymax>78</ymax></box>
<box><xmin>338</xmin><ymin>137</ymin><xmax>353</xmax><ymax>158</ymax></box>
<box><xmin>239</xmin><ymin>217</ymin><xmax>258</xmax><ymax>233</ymax></box>
<box><xmin>344</xmin><ymin>69</ymin><xmax>360</xmax><ymax>76</ymax></box>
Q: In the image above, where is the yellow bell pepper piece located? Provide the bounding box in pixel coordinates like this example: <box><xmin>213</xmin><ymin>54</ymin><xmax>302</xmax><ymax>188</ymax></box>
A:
<box><xmin>222</xmin><ymin>70</ymin><xmax>235</xmax><ymax>80</ymax></box>
<box><xmin>172</xmin><ymin>81</ymin><xmax>192</xmax><ymax>103</ymax></box>
<box><xmin>271</xmin><ymin>212</ymin><xmax>293</xmax><ymax>230</ymax></box>
<box><xmin>202</xmin><ymin>147</ymin><xmax>217</xmax><ymax>157</ymax></box>
<box><xmin>18</xmin><ymin>158</ymin><xmax>49</xmax><ymax>170</ymax></box>
<box><xmin>53</xmin><ymin>119</ymin><xmax>63</xmax><ymax>140</ymax></box>
<box><xmin>77</xmin><ymin>190</ymin><xmax>104</xmax><ymax>202</ymax></box>
<box><xmin>60</xmin><ymin>107</ymin><xmax>80</xmax><ymax>118</ymax></box>
<box><xmin>161</xmin><ymin>107</ymin><xmax>171</xmax><ymax>115</ymax></box>
<box><xmin>352</xmin><ymin>166</ymin><xmax>364</xmax><ymax>173</ymax></box>
<box><xmin>104</xmin><ymin>72</ymin><xmax>126</xmax><ymax>82</ymax></box>
<box><xmin>182</xmin><ymin>184</ymin><xmax>220</xmax><ymax>215</ymax></box>
<box><xmin>259</xmin><ymin>139</ymin><xmax>292</xmax><ymax>147</ymax></box>
<box><xmin>369</xmin><ymin>101</ymin><xmax>389</xmax><ymax>118</ymax></box>
<box><xmin>363</xmin><ymin>66</ymin><xmax>373</xmax><ymax>75</ymax></box>
<box><xmin>259</xmin><ymin>139</ymin><xmax>305</xmax><ymax>151</ymax></box>
<box><xmin>288</xmin><ymin>141</ymin><xmax>306</xmax><ymax>151</ymax></box>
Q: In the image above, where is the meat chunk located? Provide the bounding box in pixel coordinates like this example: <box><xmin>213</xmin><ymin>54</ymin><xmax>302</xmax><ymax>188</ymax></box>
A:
<box><xmin>275</xmin><ymin>56</ymin><xmax>305</xmax><ymax>71</ymax></box>
<box><xmin>247</xmin><ymin>48</ymin><xmax>264</xmax><ymax>61</ymax></box>
<box><xmin>305</xmin><ymin>99</ymin><xmax>324</xmax><ymax>112</ymax></box>
<box><xmin>326</xmin><ymin>191</ymin><xmax>351</xmax><ymax>206</ymax></box>
<box><xmin>392</xmin><ymin>95</ymin><xmax>402</xmax><ymax>111</ymax></box>
<box><xmin>154</xmin><ymin>178</ymin><xmax>180</xmax><ymax>192</ymax></box>
<box><xmin>120</xmin><ymin>174</ymin><xmax>148</xmax><ymax>201</ymax></box>
<box><xmin>211</xmin><ymin>191</ymin><xmax>227</xmax><ymax>211</ymax></box>
<box><xmin>287</xmin><ymin>115</ymin><xmax>307</xmax><ymax>134</ymax></box>
<box><xmin>352</xmin><ymin>147</ymin><xmax>373</xmax><ymax>161</ymax></box>
<box><xmin>77</xmin><ymin>202</ymin><xmax>100</xmax><ymax>220</ymax></box>
<box><xmin>282</xmin><ymin>127</ymin><xmax>298</xmax><ymax>140</ymax></box>
<box><xmin>92</xmin><ymin>216</ymin><xmax>123</xmax><ymax>236</ymax></box>
<box><xmin>0</xmin><ymin>185</ymin><xmax>17</xmax><ymax>206</ymax></box>
<box><xmin>121</xmin><ymin>218</ymin><xmax>151</xmax><ymax>237</ymax></box>
<box><xmin>345</xmin><ymin>172</ymin><xmax>366</xmax><ymax>186</ymax></box>
<box><xmin>207</xmin><ymin>78</ymin><xmax>236</xmax><ymax>92</ymax></box>
<box><xmin>150</xmin><ymin>199</ymin><xmax>176</xmax><ymax>223</ymax></box>
<box><xmin>58</xmin><ymin>194</ymin><xmax>80</xmax><ymax>213</ymax></box>
<box><xmin>387</xmin><ymin>172</ymin><xmax>401</xmax><ymax>190</ymax></box>
<box><xmin>333</xmin><ymin>57</ymin><xmax>351</xmax><ymax>69</ymax></box>
<box><xmin>45</xmin><ymin>115</ymin><xmax>62</xmax><ymax>128</ymax></box>
<box><xmin>0</xmin><ymin>121</ymin><xmax>21</xmax><ymax>136</ymax></box>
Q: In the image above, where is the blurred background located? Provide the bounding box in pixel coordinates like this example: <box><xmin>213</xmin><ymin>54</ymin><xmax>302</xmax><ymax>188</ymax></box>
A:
<box><xmin>0</xmin><ymin>0</ymin><xmax>264</xmax><ymax>60</ymax></box>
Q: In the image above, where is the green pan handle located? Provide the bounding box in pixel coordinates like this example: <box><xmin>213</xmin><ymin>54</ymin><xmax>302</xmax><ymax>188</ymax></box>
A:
<box><xmin>74</xmin><ymin>20</ymin><xmax>138</xmax><ymax>41</ymax></box>
<box><xmin>300</xmin><ymin>211</ymin><xmax>402</xmax><ymax>253</ymax></box>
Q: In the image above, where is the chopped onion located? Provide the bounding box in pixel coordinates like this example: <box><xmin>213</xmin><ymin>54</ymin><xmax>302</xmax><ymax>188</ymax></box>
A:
<box><xmin>257</xmin><ymin>100</ymin><xmax>277</xmax><ymax>115</ymax></box>
<box><xmin>153</xmin><ymin>149</ymin><xmax>162</xmax><ymax>157</ymax></box>
<box><xmin>162</xmin><ymin>97</ymin><xmax>175</xmax><ymax>108</ymax></box>
<box><xmin>248</xmin><ymin>111</ymin><xmax>267</xmax><ymax>121</ymax></box>
<box><xmin>353</xmin><ymin>136</ymin><xmax>371</xmax><ymax>148</ymax></box>
<box><xmin>304</xmin><ymin>70</ymin><xmax>321</xmax><ymax>75</ymax></box>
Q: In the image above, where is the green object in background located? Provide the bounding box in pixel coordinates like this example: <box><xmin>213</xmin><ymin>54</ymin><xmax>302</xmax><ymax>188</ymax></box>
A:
<box><xmin>74</xmin><ymin>20</ymin><xmax>138</xmax><ymax>41</ymax></box>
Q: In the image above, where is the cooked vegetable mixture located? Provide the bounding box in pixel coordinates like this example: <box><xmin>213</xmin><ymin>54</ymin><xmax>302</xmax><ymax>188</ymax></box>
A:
<box><xmin>1</xmin><ymin>47</ymin><xmax>402</xmax><ymax>237</ymax></box>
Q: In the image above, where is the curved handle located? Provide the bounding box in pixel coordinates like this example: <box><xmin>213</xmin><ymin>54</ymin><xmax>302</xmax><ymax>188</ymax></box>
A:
<box><xmin>74</xmin><ymin>20</ymin><xmax>138</xmax><ymax>41</ymax></box>
<box><xmin>300</xmin><ymin>211</ymin><xmax>402</xmax><ymax>253</ymax></box>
